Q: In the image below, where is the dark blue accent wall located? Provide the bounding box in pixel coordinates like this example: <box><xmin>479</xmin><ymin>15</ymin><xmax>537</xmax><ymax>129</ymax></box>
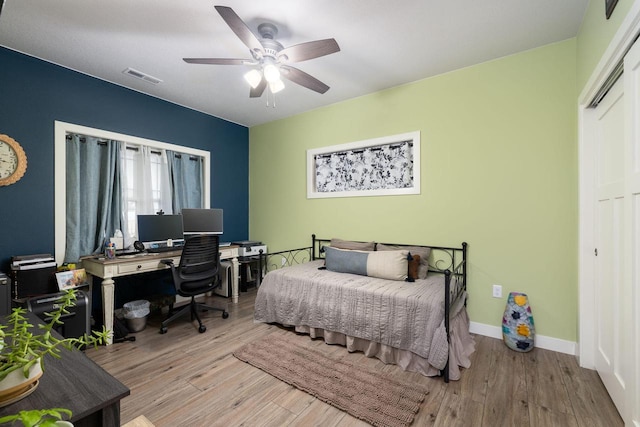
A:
<box><xmin>0</xmin><ymin>47</ymin><xmax>249</xmax><ymax>270</ymax></box>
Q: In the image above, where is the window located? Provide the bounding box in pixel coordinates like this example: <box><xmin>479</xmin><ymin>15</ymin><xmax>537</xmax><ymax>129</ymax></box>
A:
<box><xmin>54</xmin><ymin>121</ymin><xmax>210</xmax><ymax>264</ymax></box>
<box><xmin>122</xmin><ymin>146</ymin><xmax>168</xmax><ymax>215</ymax></box>
<box><xmin>120</xmin><ymin>144</ymin><xmax>173</xmax><ymax>245</ymax></box>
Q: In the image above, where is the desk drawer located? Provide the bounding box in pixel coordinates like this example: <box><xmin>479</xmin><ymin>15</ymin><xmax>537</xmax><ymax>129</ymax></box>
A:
<box><xmin>117</xmin><ymin>259</ymin><xmax>167</xmax><ymax>274</ymax></box>
<box><xmin>220</xmin><ymin>247</ymin><xmax>238</xmax><ymax>259</ymax></box>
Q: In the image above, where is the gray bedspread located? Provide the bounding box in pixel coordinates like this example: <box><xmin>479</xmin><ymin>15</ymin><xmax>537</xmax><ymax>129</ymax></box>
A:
<box><xmin>254</xmin><ymin>260</ymin><xmax>457</xmax><ymax>368</ymax></box>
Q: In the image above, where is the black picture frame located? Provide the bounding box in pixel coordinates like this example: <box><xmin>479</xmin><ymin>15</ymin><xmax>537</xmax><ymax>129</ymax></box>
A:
<box><xmin>606</xmin><ymin>0</ymin><xmax>619</xmax><ymax>19</ymax></box>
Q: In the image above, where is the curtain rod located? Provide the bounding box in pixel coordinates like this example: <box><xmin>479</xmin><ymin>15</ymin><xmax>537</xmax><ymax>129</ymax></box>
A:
<box><xmin>67</xmin><ymin>133</ymin><xmax>201</xmax><ymax>160</ymax></box>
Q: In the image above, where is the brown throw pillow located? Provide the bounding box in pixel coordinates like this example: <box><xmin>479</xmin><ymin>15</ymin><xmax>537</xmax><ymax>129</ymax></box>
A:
<box><xmin>407</xmin><ymin>253</ymin><xmax>420</xmax><ymax>281</ymax></box>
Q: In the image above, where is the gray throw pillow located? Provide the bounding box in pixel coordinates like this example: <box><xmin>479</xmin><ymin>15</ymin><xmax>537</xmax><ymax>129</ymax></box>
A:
<box><xmin>330</xmin><ymin>238</ymin><xmax>376</xmax><ymax>251</ymax></box>
<box><xmin>324</xmin><ymin>246</ymin><xmax>408</xmax><ymax>281</ymax></box>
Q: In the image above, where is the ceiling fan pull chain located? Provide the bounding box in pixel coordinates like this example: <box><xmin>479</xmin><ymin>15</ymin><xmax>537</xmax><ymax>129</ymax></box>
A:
<box><xmin>265</xmin><ymin>89</ymin><xmax>277</xmax><ymax>108</ymax></box>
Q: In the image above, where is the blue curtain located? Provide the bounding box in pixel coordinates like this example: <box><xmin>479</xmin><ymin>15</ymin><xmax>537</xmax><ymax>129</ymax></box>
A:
<box><xmin>65</xmin><ymin>134</ymin><xmax>122</xmax><ymax>262</ymax></box>
<box><xmin>167</xmin><ymin>150</ymin><xmax>203</xmax><ymax>212</ymax></box>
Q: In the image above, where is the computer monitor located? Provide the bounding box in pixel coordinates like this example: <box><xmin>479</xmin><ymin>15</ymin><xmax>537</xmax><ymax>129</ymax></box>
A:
<box><xmin>181</xmin><ymin>208</ymin><xmax>223</xmax><ymax>235</ymax></box>
<box><xmin>137</xmin><ymin>214</ymin><xmax>184</xmax><ymax>247</ymax></box>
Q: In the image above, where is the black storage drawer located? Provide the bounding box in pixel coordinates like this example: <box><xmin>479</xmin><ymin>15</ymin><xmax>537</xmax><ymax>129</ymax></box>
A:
<box><xmin>10</xmin><ymin>265</ymin><xmax>57</xmax><ymax>299</ymax></box>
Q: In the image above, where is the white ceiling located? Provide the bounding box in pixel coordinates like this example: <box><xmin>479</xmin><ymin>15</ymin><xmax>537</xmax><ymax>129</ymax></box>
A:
<box><xmin>0</xmin><ymin>0</ymin><xmax>588</xmax><ymax>127</ymax></box>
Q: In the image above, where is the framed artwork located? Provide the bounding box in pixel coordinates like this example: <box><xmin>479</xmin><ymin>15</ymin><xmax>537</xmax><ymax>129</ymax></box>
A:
<box><xmin>307</xmin><ymin>131</ymin><xmax>420</xmax><ymax>199</ymax></box>
<box><xmin>606</xmin><ymin>0</ymin><xmax>619</xmax><ymax>19</ymax></box>
<box><xmin>55</xmin><ymin>268</ymin><xmax>88</xmax><ymax>290</ymax></box>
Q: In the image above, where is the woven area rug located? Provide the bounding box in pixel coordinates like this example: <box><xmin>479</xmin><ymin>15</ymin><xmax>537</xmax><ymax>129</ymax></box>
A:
<box><xmin>233</xmin><ymin>333</ymin><xmax>429</xmax><ymax>427</ymax></box>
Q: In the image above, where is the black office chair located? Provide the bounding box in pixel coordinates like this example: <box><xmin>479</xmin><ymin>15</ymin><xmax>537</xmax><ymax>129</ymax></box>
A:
<box><xmin>159</xmin><ymin>235</ymin><xmax>229</xmax><ymax>334</ymax></box>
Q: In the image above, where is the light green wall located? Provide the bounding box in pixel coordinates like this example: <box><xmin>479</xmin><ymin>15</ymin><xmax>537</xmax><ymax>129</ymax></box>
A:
<box><xmin>577</xmin><ymin>0</ymin><xmax>634</xmax><ymax>90</ymax></box>
<box><xmin>249</xmin><ymin>40</ymin><xmax>578</xmax><ymax>341</ymax></box>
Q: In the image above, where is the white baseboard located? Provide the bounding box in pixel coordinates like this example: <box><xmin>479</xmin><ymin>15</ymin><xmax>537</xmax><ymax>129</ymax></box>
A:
<box><xmin>469</xmin><ymin>321</ymin><xmax>577</xmax><ymax>356</ymax></box>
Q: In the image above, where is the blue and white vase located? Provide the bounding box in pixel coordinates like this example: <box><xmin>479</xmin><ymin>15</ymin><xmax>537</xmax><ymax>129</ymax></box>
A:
<box><xmin>502</xmin><ymin>291</ymin><xmax>535</xmax><ymax>352</ymax></box>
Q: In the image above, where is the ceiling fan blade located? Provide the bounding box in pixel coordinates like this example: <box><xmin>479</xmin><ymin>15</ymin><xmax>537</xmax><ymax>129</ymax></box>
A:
<box><xmin>278</xmin><ymin>39</ymin><xmax>340</xmax><ymax>63</ymax></box>
<box><xmin>281</xmin><ymin>66</ymin><xmax>330</xmax><ymax>94</ymax></box>
<box><xmin>183</xmin><ymin>58</ymin><xmax>247</xmax><ymax>65</ymax></box>
<box><xmin>214</xmin><ymin>6</ymin><xmax>263</xmax><ymax>54</ymax></box>
<box><xmin>250</xmin><ymin>78</ymin><xmax>267</xmax><ymax>98</ymax></box>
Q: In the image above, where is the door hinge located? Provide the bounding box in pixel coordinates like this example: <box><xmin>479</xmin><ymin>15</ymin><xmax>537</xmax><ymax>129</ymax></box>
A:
<box><xmin>595</xmin><ymin>248</ymin><xmax>598</xmax><ymax>256</ymax></box>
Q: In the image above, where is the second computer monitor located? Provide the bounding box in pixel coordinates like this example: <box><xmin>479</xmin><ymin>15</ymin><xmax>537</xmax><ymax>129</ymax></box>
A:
<box><xmin>181</xmin><ymin>208</ymin><xmax>223</xmax><ymax>236</ymax></box>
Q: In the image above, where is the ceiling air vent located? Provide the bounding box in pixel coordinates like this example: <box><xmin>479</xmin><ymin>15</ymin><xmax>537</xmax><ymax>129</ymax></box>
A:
<box><xmin>123</xmin><ymin>67</ymin><xmax>162</xmax><ymax>85</ymax></box>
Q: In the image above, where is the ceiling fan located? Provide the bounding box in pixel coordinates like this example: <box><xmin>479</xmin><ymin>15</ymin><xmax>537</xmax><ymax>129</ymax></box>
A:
<box><xmin>184</xmin><ymin>6</ymin><xmax>340</xmax><ymax>98</ymax></box>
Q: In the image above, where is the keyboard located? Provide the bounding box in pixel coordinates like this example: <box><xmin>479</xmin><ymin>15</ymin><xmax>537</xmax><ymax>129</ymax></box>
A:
<box><xmin>116</xmin><ymin>251</ymin><xmax>139</xmax><ymax>257</ymax></box>
<box><xmin>146</xmin><ymin>246</ymin><xmax>180</xmax><ymax>253</ymax></box>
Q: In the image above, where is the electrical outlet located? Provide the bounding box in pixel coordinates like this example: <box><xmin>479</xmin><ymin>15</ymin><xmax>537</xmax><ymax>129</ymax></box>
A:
<box><xmin>281</xmin><ymin>258</ymin><xmax>287</xmax><ymax>267</ymax></box>
<box><xmin>492</xmin><ymin>284</ymin><xmax>502</xmax><ymax>298</ymax></box>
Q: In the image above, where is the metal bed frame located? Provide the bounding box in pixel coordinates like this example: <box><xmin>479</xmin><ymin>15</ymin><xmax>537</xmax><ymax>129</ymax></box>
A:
<box><xmin>257</xmin><ymin>234</ymin><xmax>468</xmax><ymax>382</ymax></box>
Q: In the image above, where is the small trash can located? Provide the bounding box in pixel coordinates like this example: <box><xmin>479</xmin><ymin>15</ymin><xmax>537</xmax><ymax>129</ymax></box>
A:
<box><xmin>123</xmin><ymin>300</ymin><xmax>150</xmax><ymax>332</ymax></box>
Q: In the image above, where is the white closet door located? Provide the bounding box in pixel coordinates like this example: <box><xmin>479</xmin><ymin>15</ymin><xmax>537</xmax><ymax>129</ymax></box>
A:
<box><xmin>624</xmin><ymin>37</ymin><xmax>640</xmax><ymax>427</ymax></box>
<box><xmin>593</xmin><ymin>77</ymin><xmax>630</xmax><ymax>420</ymax></box>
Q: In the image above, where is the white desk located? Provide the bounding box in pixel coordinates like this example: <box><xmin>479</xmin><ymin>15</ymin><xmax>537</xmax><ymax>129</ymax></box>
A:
<box><xmin>81</xmin><ymin>245</ymin><xmax>239</xmax><ymax>345</ymax></box>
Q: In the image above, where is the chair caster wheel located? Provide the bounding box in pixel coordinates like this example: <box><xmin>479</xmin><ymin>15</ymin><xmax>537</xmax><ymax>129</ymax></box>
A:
<box><xmin>222</xmin><ymin>311</ymin><xmax>229</xmax><ymax>319</ymax></box>
<box><xmin>198</xmin><ymin>325</ymin><xmax>207</xmax><ymax>333</ymax></box>
<box><xmin>160</xmin><ymin>327</ymin><xmax>168</xmax><ymax>334</ymax></box>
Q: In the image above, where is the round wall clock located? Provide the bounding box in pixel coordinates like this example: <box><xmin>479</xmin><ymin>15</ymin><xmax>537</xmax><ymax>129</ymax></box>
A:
<box><xmin>0</xmin><ymin>134</ymin><xmax>28</xmax><ymax>186</ymax></box>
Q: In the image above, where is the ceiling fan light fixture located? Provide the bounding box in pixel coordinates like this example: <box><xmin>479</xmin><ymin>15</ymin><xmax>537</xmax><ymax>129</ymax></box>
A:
<box><xmin>269</xmin><ymin>79</ymin><xmax>285</xmax><ymax>94</ymax></box>
<box><xmin>263</xmin><ymin>63</ymin><xmax>281</xmax><ymax>84</ymax></box>
<box><xmin>244</xmin><ymin>69</ymin><xmax>262</xmax><ymax>89</ymax></box>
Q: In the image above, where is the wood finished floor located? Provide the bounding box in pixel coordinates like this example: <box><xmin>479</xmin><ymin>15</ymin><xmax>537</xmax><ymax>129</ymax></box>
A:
<box><xmin>86</xmin><ymin>289</ymin><xmax>623</xmax><ymax>427</ymax></box>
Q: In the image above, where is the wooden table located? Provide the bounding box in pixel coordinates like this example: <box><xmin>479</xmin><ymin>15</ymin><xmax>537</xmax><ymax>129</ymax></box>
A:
<box><xmin>82</xmin><ymin>246</ymin><xmax>239</xmax><ymax>344</ymax></box>
<box><xmin>0</xmin><ymin>314</ymin><xmax>130</xmax><ymax>426</ymax></box>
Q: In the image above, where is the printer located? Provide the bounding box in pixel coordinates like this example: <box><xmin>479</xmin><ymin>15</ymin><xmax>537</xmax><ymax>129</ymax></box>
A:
<box><xmin>10</xmin><ymin>253</ymin><xmax>57</xmax><ymax>300</ymax></box>
<box><xmin>232</xmin><ymin>241</ymin><xmax>267</xmax><ymax>258</ymax></box>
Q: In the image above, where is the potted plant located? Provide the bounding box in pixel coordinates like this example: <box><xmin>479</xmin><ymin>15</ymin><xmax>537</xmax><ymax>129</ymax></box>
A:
<box><xmin>0</xmin><ymin>408</ymin><xmax>73</xmax><ymax>426</ymax></box>
<box><xmin>0</xmin><ymin>290</ymin><xmax>109</xmax><ymax>405</ymax></box>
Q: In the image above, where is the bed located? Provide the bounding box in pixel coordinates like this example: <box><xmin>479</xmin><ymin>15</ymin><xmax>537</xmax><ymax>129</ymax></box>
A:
<box><xmin>253</xmin><ymin>235</ymin><xmax>474</xmax><ymax>382</ymax></box>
